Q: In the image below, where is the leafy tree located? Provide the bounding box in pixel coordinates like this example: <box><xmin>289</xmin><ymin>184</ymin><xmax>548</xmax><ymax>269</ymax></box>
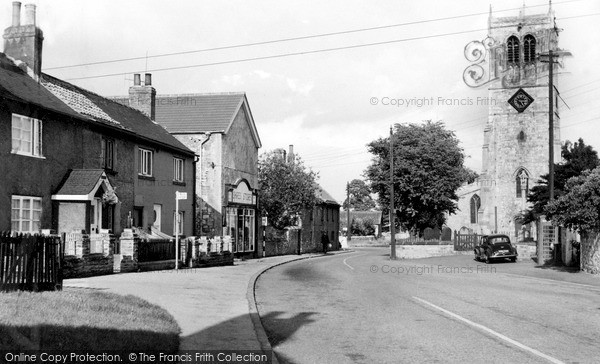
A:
<box><xmin>545</xmin><ymin>167</ymin><xmax>600</xmax><ymax>273</ymax></box>
<box><xmin>343</xmin><ymin>179</ymin><xmax>376</xmax><ymax>210</ymax></box>
<box><xmin>519</xmin><ymin>138</ymin><xmax>599</xmax><ymax>224</ymax></box>
<box><xmin>258</xmin><ymin>150</ymin><xmax>319</xmax><ymax>229</ymax></box>
<box><xmin>365</xmin><ymin>121</ymin><xmax>471</xmax><ymax>236</ymax></box>
<box><xmin>351</xmin><ymin>217</ymin><xmax>376</xmax><ymax>236</ymax></box>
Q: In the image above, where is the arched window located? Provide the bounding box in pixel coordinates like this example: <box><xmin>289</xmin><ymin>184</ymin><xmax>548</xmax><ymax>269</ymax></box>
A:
<box><xmin>507</xmin><ymin>36</ymin><xmax>520</xmax><ymax>64</ymax></box>
<box><xmin>470</xmin><ymin>194</ymin><xmax>481</xmax><ymax>224</ymax></box>
<box><xmin>523</xmin><ymin>35</ymin><xmax>536</xmax><ymax>63</ymax></box>
<box><xmin>516</xmin><ymin>169</ymin><xmax>529</xmax><ymax>198</ymax></box>
<box><xmin>517</xmin><ymin>130</ymin><xmax>526</xmax><ymax>142</ymax></box>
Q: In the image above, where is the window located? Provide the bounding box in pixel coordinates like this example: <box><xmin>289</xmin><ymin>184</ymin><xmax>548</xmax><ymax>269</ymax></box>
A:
<box><xmin>507</xmin><ymin>36</ymin><xmax>520</xmax><ymax>64</ymax></box>
<box><xmin>516</xmin><ymin>169</ymin><xmax>529</xmax><ymax>198</ymax></box>
<box><xmin>138</xmin><ymin>148</ymin><xmax>153</xmax><ymax>176</ymax></box>
<box><xmin>173</xmin><ymin>157</ymin><xmax>184</xmax><ymax>182</ymax></box>
<box><xmin>523</xmin><ymin>35</ymin><xmax>536</xmax><ymax>63</ymax></box>
<box><xmin>11</xmin><ymin>196</ymin><xmax>42</xmax><ymax>233</ymax></box>
<box><xmin>173</xmin><ymin>211</ymin><xmax>184</xmax><ymax>236</ymax></box>
<box><xmin>225</xmin><ymin>207</ymin><xmax>255</xmax><ymax>252</ymax></box>
<box><xmin>11</xmin><ymin>114</ymin><xmax>43</xmax><ymax>157</ymax></box>
<box><xmin>101</xmin><ymin>138</ymin><xmax>115</xmax><ymax>170</ymax></box>
<box><xmin>470</xmin><ymin>194</ymin><xmax>481</xmax><ymax>224</ymax></box>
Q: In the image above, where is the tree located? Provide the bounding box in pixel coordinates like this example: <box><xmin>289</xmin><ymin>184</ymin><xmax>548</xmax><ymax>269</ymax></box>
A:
<box><xmin>343</xmin><ymin>179</ymin><xmax>376</xmax><ymax>210</ymax></box>
<box><xmin>365</xmin><ymin>121</ymin><xmax>471</xmax><ymax>236</ymax></box>
<box><xmin>519</xmin><ymin>138</ymin><xmax>599</xmax><ymax>224</ymax></box>
<box><xmin>258</xmin><ymin>150</ymin><xmax>319</xmax><ymax>229</ymax></box>
<box><xmin>545</xmin><ymin>167</ymin><xmax>600</xmax><ymax>273</ymax></box>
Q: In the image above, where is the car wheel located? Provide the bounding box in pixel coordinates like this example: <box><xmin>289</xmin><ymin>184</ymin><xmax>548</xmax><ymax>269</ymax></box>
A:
<box><xmin>485</xmin><ymin>254</ymin><xmax>491</xmax><ymax>264</ymax></box>
<box><xmin>510</xmin><ymin>257</ymin><xmax>517</xmax><ymax>263</ymax></box>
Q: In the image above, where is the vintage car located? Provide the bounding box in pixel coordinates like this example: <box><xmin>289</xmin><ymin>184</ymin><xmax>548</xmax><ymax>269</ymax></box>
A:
<box><xmin>474</xmin><ymin>234</ymin><xmax>518</xmax><ymax>263</ymax></box>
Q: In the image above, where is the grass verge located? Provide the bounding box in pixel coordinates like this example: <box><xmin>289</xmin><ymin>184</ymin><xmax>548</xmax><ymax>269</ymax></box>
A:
<box><xmin>0</xmin><ymin>289</ymin><xmax>180</xmax><ymax>352</ymax></box>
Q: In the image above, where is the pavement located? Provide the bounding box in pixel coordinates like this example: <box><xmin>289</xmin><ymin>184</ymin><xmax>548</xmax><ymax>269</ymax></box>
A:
<box><xmin>63</xmin><ymin>250</ymin><xmax>352</xmax><ymax>363</ymax></box>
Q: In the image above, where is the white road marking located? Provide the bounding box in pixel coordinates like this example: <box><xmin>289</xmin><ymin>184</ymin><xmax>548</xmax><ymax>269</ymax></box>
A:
<box><xmin>412</xmin><ymin>296</ymin><xmax>566</xmax><ymax>364</ymax></box>
<box><xmin>343</xmin><ymin>253</ymin><xmax>363</xmax><ymax>270</ymax></box>
<box><xmin>502</xmin><ymin>273</ymin><xmax>600</xmax><ymax>292</ymax></box>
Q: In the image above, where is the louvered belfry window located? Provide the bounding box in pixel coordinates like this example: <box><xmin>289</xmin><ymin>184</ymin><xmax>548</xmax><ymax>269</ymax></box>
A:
<box><xmin>523</xmin><ymin>35</ymin><xmax>536</xmax><ymax>63</ymax></box>
<box><xmin>507</xmin><ymin>36</ymin><xmax>520</xmax><ymax>64</ymax></box>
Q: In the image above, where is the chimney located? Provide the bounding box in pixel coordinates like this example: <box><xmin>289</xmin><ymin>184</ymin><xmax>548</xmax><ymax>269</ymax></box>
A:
<box><xmin>129</xmin><ymin>73</ymin><xmax>156</xmax><ymax>120</ymax></box>
<box><xmin>287</xmin><ymin>145</ymin><xmax>295</xmax><ymax>163</ymax></box>
<box><xmin>3</xmin><ymin>2</ymin><xmax>44</xmax><ymax>78</ymax></box>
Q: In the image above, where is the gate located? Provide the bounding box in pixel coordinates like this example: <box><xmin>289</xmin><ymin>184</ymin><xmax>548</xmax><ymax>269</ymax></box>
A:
<box><xmin>454</xmin><ymin>232</ymin><xmax>480</xmax><ymax>251</ymax></box>
<box><xmin>0</xmin><ymin>233</ymin><xmax>63</xmax><ymax>292</ymax></box>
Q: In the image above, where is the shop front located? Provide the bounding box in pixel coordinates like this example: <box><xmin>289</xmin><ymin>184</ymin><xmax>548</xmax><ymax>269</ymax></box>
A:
<box><xmin>224</xmin><ymin>179</ymin><xmax>257</xmax><ymax>257</ymax></box>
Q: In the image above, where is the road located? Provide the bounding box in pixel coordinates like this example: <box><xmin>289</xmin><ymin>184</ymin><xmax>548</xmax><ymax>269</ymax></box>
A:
<box><xmin>255</xmin><ymin>248</ymin><xmax>600</xmax><ymax>364</ymax></box>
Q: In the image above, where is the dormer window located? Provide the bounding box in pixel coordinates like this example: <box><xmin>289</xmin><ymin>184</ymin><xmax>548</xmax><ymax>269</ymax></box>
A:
<box><xmin>507</xmin><ymin>36</ymin><xmax>520</xmax><ymax>64</ymax></box>
<box><xmin>523</xmin><ymin>35</ymin><xmax>536</xmax><ymax>63</ymax></box>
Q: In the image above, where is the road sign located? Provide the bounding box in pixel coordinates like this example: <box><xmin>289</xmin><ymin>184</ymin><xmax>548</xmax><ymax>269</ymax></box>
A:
<box><xmin>508</xmin><ymin>88</ymin><xmax>534</xmax><ymax>113</ymax></box>
<box><xmin>176</xmin><ymin>191</ymin><xmax>188</xmax><ymax>200</ymax></box>
<box><xmin>262</xmin><ymin>217</ymin><xmax>268</xmax><ymax>226</ymax></box>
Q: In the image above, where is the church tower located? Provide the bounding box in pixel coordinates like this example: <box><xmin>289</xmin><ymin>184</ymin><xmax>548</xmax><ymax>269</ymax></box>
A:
<box><xmin>477</xmin><ymin>5</ymin><xmax>562</xmax><ymax>237</ymax></box>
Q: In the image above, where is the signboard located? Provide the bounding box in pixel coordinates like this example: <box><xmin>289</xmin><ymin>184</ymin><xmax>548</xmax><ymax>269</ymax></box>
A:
<box><xmin>508</xmin><ymin>88</ymin><xmax>534</xmax><ymax>113</ymax></box>
<box><xmin>262</xmin><ymin>217</ymin><xmax>268</xmax><ymax>226</ymax></box>
<box><xmin>176</xmin><ymin>191</ymin><xmax>188</xmax><ymax>200</ymax></box>
<box><xmin>230</xmin><ymin>180</ymin><xmax>256</xmax><ymax>205</ymax></box>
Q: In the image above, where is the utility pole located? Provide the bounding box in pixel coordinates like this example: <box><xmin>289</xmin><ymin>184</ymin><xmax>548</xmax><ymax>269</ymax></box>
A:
<box><xmin>389</xmin><ymin>126</ymin><xmax>397</xmax><ymax>260</ymax></box>
<box><xmin>346</xmin><ymin>182</ymin><xmax>351</xmax><ymax>242</ymax></box>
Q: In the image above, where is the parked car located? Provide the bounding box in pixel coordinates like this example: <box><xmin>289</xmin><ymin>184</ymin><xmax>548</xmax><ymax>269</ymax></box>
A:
<box><xmin>474</xmin><ymin>234</ymin><xmax>518</xmax><ymax>263</ymax></box>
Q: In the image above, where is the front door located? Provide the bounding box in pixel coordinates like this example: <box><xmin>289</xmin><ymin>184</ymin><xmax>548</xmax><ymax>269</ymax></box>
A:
<box><xmin>153</xmin><ymin>204</ymin><xmax>162</xmax><ymax>231</ymax></box>
<box><xmin>90</xmin><ymin>198</ymin><xmax>102</xmax><ymax>233</ymax></box>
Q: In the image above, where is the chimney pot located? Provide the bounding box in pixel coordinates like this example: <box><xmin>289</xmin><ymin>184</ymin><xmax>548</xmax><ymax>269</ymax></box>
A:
<box><xmin>12</xmin><ymin>2</ymin><xmax>21</xmax><ymax>27</ymax></box>
<box><xmin>133</xmin><ymin>74</ymin><xmax>141</xmax><ymax>86</ymax></box>
<box><xmin>144</xmin><ymin>73</ymin><xmax>152</xmax><ymax>86</ymax></box>
<box><xmin>24</xmin><ymin>3</ymin><xmax>36</xmax><ymax>25</ymax></box>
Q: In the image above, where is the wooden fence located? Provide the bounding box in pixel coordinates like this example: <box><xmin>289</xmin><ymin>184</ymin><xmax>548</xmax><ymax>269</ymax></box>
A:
<box><xmin>137</xmin><ymin>239</ymin><xmax>175</xmax><ymax>262</ymax></box>
<box><xmin>453</xmin><ymin>232</ymin><xmax>480</xmax><ymax>251</ymax></box>
<box><xmin>0</xmin><ymin>232</ymin><xmax>63</xmax><ymax>292</ymax></box>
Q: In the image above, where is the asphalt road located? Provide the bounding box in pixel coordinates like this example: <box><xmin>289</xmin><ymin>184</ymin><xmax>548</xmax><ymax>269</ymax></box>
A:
<box><xmin>255</xmin><ymin>248</ymin><xmax>600</xmax><ymax>364</ymax></box>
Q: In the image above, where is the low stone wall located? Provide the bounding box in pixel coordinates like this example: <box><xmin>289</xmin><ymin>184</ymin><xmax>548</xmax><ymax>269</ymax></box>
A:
<box><xmin>63</xmin><ymin>254</ymin><xmax>114</xmax><ymax>279</ymax></box>
<box><xmin>62</xmin><ymin>233</ymin><xmax>115</xmax><ymax>279</ymax></box>
<box><xmin>581</xmin><ymin>233</ymin><xmax>600</xmax><ymax>274</ymax></box>
<box><xmin>396</xmin><ymin>245</ymin><xmax>471</xmax><ymax>259</ymax></box>
<box><xmin>196</xmin><ymin>252</ymin><xmax>234</xmax><ymax>267</ymax></box>
<box><xmin>516</xmin><ymin>243</ymin><xmax>536</xmax><ymax>261</ymax></box>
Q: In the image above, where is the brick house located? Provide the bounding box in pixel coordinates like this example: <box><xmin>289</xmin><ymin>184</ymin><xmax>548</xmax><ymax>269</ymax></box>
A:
<box><xmin>0</xmin><ymin>3</ymin><xmax>195</xmax><ymax>236</ymax></box>
<box><xmin>148</xmin><ymin>93</ymin><xmax>261</xmax><ymax>258</ymax></box>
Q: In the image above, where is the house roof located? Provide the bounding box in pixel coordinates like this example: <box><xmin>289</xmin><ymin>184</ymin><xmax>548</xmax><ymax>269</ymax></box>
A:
<box><xmin>316</xmin><ymin>185</ymin><xmax>340</xmax><ymax>206</ymax></box>
<box><xmin>53</xmin><ymin>169</ymin><xmax>108</xmax><ymax>196</ymax></box>
<box><xmin>349</xmin><ymin>210</ymin><xmax>383</xmax><ymax>222</ymax></box>
<box><xmin>110</xmin><ymin>92</ymin><xmax>262</xmax><ymax>148</ymax></box>
<box><xmin>0</xmin><ymin>53</ymin><xmax>84</xmax><ymax>120</ymax></box>
<box><xmin>41</xmin><ymin>74</ymin><xmax>194</xmax><ymax>155</ymax></box>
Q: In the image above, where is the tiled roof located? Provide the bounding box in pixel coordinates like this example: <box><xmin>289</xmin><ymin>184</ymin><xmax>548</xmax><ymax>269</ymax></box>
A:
<box><xmin>0</xmin><ymin>53</ymin><xmax>84</xmax><ymax>120</ymax></box>
<box><xmin>55</xmin><ymin>169</ymin><xmax>105</xmax><ymax>196</ymax></box>
<box><xmin>41</xmin><ymin>74</ymin><xmax>194</xmax><ymax>155</ymax></box>
<box><xmin>154</xmin><ymin>93</ymin><xmax>246</xmax><ymax>133</ymax></box>
<box><xmin>349</xmin><ymin>210</ymin><xmax>383</xmax><ymax>222</ymax></box>
<box><xmin>316</xmin><ymin>185</ymin><xmax>340</xmax><ymax>206</ymax></box>
<box><xmin>42</xmin><ymin>80</ymin><xmax>119</xmax><ymax>125</ymax></box>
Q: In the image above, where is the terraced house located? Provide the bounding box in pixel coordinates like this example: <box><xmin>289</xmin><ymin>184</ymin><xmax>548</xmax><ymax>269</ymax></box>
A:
<box><xmin>0</xmin><ymin>3</ymin><xmax>195</xmax><ymax>237</ymax></box>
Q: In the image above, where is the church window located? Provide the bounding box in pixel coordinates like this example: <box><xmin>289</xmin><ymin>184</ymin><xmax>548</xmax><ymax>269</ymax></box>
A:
<box><xmin>523</xmin><ymin>35</ymin><xmax>536</xmax><ymax>63</ymax></box>
<box><xmin>517</xmin><ymin>131</ymin><xmax>526</xmax><ymax>142</ymax></box>
<box><xmin>507</xmin><ymin>36</ymin><xmax>520</xmax><ymax>64</ymax></box>
<box><xmin>516</xmin><ymin>169</ymin><xmax>529</xmax><ymax>198</ymax></box>
<box><xmin>470</xmin><ymin>194</ymin><xmax>481</xmax><ymax>224</ymax></box>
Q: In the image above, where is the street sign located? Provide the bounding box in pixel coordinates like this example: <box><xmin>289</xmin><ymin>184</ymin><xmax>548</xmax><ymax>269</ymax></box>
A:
<box><xmin>176</xmin><ymin>191</ymin><xmax>188</xmax><ymax>200</ymax></box>
<box><xmin>508</xmin><ymin>88</ymin><xmax>534</xmax><ymax>113</ymax></box>
<box><xmin>262</xmin><ymin>217</ymin><xmax>268</xmax><ymax>226</ymax></box>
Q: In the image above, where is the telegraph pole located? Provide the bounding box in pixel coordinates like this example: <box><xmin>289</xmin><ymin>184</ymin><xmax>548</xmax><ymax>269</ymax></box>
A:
<box><xmin>346</xmin><ymin>182</ymin><xmax>351</xmax><ymax>242</ymax></box>
<box><xmin>389</xmin><ymin>126</ymin><xmax>397</xmax><ymax>260</ymax></box>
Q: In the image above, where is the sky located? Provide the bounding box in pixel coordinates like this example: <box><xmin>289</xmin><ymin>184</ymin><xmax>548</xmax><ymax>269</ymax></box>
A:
<box><xmin>5</xmin><ymin>0</ymin><xmax>600</xmax><ymax>203</ymax></box>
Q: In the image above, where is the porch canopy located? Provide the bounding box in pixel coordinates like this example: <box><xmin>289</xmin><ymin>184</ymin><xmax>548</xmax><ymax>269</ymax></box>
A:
<box><xmin>51</xmin><ymin>169</ymin><xmax>117</xmax><ymax>202</ymax></box>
